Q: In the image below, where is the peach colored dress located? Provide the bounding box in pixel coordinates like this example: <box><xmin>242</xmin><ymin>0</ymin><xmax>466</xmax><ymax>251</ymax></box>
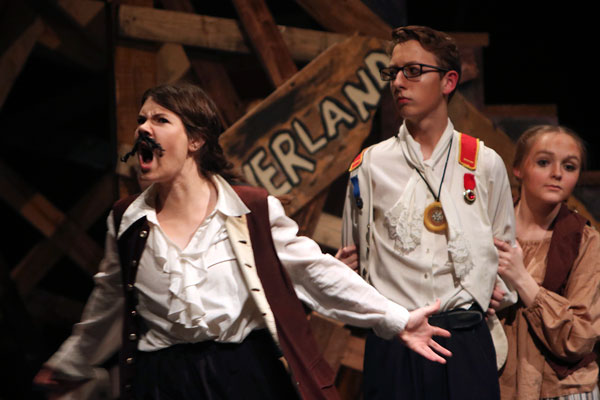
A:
<box><xmin>499</xmin><ymin>226</ymin><xmax>600</xmax><ymax>400</ymax></box>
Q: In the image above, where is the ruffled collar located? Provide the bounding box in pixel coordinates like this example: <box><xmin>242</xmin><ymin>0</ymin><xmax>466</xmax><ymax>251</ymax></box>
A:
<box><xmin>117</xmin><ymin>175</ymin><xmax>250</xmax><ymax>328</ymax></box>
<box><xmin>117</xmin><ymin>175</ymin><xmax>250</xmax><ymax>239</ymax></box>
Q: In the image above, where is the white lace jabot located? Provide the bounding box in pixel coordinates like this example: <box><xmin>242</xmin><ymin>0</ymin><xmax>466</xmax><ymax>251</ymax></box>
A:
<box><xmin>384</xmin><ymin>122</ymin><xmax>475</xmax><ymax>279</ymax></box>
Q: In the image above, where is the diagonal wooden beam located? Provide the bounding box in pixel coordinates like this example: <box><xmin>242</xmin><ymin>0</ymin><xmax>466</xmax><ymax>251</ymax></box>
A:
<box><xmin>11</xmin><ymin>173</ymin><xmax>116</xmax><ymax>296</ymax></box>
<box><xmin>231</xmin><ymin>0</ymin><xmax>298</xmax><ymax>88</ymax></box>
<box><xmin>293</xmin><ymin>0</ymin><xmax>392</xmax><ymax>39</ymax></box>
<box><xmin>0</xmin><ymin>159</ymin><xmax>104</xmax><ymax>277</ymax></box>
<box><xmin>0</xmin><ymin>2</ymin><xmax>44</xmax><ymax>108</ymax></box>
<box><xmin>27</xmin><ymin>0</ymin><xmax>106</xmax><ymax>70</ymax></box>
<box><xmin>160</xmin><ymin>0</ymin><xmax>245</xmax><ymax>127</ymax></box>
<box><xmin>37</xmin><ymin>0</ymin><xmax>107</xmax><ymax>71</ymax></box>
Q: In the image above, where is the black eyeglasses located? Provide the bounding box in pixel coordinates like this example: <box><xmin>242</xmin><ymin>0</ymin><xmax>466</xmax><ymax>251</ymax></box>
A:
<box><xmin>379</xmin><ymin>63</ymin><xmax>450</xmax><ymax>81</ymax></box>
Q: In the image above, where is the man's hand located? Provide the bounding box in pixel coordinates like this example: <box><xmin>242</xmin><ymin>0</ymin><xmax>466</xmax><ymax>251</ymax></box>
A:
<box><xmin>335</xmin><ymin>245</ymin><xmax>359</xmax><ymax>272</ymax></box>
<box><xmin>398</xmin><ymin>299</ymin><xmax>452</xmax><ymax>364</ymax></box>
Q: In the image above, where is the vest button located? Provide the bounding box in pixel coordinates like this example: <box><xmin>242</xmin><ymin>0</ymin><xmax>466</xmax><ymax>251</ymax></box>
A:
<box><xmin>129</xmin><ymin>333</ymin><xmax>137</xmax><ymax>341</ymax></box>
<box><xmin>126</xmin><ymin>357</ymin><xmax>134</xmax><ymax>364</ymax></box>
<box><xmin>131</xmin><ymin>310</ymin><xmax>137</xmax><ymax>316</ymax></box>
<box><xmin>139</xmin><ymin>230</ymin><xmax>148</xmax><ymax>238</ymax></box>
<box><xmin>127</xmin><ymin>283</ymin><xmax>134</xmax><ymax>291</ymax></box>
<box><xmin>125</xmin><ymin>384</ymin><xmax>133</xmax><ymax>391</ymax></box>
<box><xmin>131</xmin><ymin>260</ymin><xmax>138</xmax><ymax>266</ymax></box>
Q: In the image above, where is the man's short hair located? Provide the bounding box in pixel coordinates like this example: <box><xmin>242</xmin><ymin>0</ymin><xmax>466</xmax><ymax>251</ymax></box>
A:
<box><xmin>390</xmin><ymin>25</ymin><xmax>461</xmax><ymax>99</ymax></box>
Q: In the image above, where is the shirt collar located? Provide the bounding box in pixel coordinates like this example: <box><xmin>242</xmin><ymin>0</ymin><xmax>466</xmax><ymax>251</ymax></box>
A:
<box><xmin>116</xmin><ymin>174</ymin><xmax>250</xmax><ymax>239</ymax></box>
<box><xmin>398</xmin><ymin>118</ymin><xmax>455</xmax><ymax>167</ymax></box>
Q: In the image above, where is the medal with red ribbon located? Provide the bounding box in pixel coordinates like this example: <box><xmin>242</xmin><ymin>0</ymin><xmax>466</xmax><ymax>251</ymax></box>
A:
<box><xmin>463</xmin><ymin>173</ymin><xmax>476</xmax><ymax>204</ymax></box>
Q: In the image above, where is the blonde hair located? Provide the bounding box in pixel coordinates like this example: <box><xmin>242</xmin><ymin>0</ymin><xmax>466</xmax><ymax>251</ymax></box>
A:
<box><xmin>513</xmin><ymin>125</ymin><xmax>587</xmax><ymax>177</ymax></box>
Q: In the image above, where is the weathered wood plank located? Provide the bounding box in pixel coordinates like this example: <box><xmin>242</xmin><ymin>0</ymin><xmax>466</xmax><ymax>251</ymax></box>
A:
<box><xmin>113</xmin><ymin>0</ymin><xmax>156</xmax><ymax>197</ymax></box>
<box><xmin>313</xmin><ymin>211</ymin><xmax>343</xmax><ymax>250</ymax></box>
<box><xmin>156</xmin><ymin>43</ymin><xmax>190</xmax><ymax>84</ymax></box>
<box><xmin>340</xmin><ymin>334</ymin><xmax>366</xmax><ymax>371</ymax></box>
<box><xmin>159</xmin><ymin>0</ymin><xmax>245</xmax><ymax>127</ymax></box>
<box><xmin>118</xmin><ymin>5</ymin><xmax>349</xmax><ymax>62</ymax></box>
<box><xmin>232</xmin><ymin>0</ymin><xmax>298</xmax><ymax>87</ymax></box>
<box><xmin>118</xmin><ymin>5</ymin><xmax>484</xmax><ymax>82</ymax></box>
<box><xmin>294</xmin><ymin>0</ymin><xmax>391</xmax><ymax>39</ymax></box>
<box><xmin>188</xmin><ymin>56</ymin><xmax>246</xmax><ymax>128</ymax></box>
<box><xmin>220</xmin><ymin>35</ymin><xmax>388</xmax><ymax>215</ymax></box>
<box><xmin>309</xmin><ymin>312</ymin><xmax>351</xmax><ymax>374</ymax></box>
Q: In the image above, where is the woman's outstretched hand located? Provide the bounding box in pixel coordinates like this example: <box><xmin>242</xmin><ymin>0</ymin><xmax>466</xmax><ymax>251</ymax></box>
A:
<box><xmin>399</xmin><ymin>299</ymin><xmax>452</xmax><ymax>364</ymax></box>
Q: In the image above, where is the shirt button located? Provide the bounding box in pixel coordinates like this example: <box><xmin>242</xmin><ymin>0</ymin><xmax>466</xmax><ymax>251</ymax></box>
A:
<box><xmin>424</xmin><ymin>273</ymin><xmax>429</xmax><ymax>279</ymax></box>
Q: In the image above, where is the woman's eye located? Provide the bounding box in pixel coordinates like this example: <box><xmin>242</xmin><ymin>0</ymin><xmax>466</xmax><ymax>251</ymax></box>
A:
<box><xmin>157</xmin><ymin>117</ymin><xmax>169</xmax><ymax>123</ymax></box>
<box><xmin>137</xmin><ymin>116</ymin><xmax>146</xmax><ymax>125</ymax></box>
<box><xmin>564</xmin><ymin>163</ymin><xmax>578</xmax><ymax>172</ymax></box>
<box><xmin>536</xmin><ymin>159</ymin><xmax>549</xmax><ymax>167</ymax></box>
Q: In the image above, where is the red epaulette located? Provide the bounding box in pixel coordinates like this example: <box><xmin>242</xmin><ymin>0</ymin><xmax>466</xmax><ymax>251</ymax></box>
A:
<box><xmin>458</xmin><ymin>133</ymin><xmax>479</xmax><ymax>170</ymax></box>
<box><xmin>349</xmin><ymin>148</ymin><xmax>367</xmax><ymax>172</ymax></box>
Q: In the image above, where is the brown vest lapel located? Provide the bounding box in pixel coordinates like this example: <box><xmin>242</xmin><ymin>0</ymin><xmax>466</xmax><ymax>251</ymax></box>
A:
<box><xmin>541</xmin><ymin>203</ymin><xmax>594</xmax><ymax>379</ymax></box>
<box><xmin>232</xmin><ymin>185</ymin><xmax>339</xmax><ymax>400</ymax></box>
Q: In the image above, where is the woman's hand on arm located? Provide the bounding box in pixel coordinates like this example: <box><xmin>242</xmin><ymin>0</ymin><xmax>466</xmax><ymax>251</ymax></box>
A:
<box><xmin>494</xmin><ymin>238</ymin><xmax>539</xmax><ymax>307</ymax></box>
<box><xmin>335</xmin><ymin>245</ymin><xmax>358</xmax><ymax>273</ymax></box>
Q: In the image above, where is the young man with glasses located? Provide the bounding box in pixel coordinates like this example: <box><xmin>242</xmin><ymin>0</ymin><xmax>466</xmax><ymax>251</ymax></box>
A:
<box><xmin>341</xmin><ymin>25</ymin><xmax>517</xmax><ymax>399</ymax></box>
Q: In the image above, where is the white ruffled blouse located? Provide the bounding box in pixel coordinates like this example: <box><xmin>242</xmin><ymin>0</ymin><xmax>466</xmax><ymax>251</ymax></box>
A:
<box><xmin>45</xmin><ymin>175</ymin><xmax>409</xmax><ymax>379</ymax></box>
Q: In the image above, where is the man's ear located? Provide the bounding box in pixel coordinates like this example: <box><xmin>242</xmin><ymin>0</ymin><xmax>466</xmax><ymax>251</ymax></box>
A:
<box><xmin>442</xmin><ymin>70</ymin><xmax>459</xmax><ymax>96</ymax></box>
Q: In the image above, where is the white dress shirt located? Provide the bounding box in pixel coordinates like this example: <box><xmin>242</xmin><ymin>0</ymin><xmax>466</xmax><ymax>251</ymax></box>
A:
<box><xmin>343</xmin><ymin>119</ymin><xmax>517</xmax><ymax>312</ymax></box>
<box><xmin>46</xmin><ymin>175</ymin><xmax>409</xmax><ymax>379</ymax></box>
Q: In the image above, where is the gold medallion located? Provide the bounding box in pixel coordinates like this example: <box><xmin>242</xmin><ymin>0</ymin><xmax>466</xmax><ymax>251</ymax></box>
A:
<box><xmin>424</xmin><ymin>201</ymin><xmax>447</xmax><ymax>232</ymax></box>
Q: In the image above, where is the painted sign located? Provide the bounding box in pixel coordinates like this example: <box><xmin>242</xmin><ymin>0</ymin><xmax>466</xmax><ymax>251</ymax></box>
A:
<box><xmin>220</xmin><ymin>35</ymin><xmax>388</xmax><ymax>215</ymax></box>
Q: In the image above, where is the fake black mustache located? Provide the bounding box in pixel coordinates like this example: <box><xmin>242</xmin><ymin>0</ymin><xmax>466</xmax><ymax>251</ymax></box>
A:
<box><xmin>120</xmin><ymin>132</ymin><xmax>165</xmax><ymax>163</ymax></box>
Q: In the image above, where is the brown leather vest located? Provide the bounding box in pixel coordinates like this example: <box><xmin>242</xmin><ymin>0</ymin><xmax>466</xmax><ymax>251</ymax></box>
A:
<box><xmin>112</xmin><ymin>185</ymin><xmax>339</xmax><ymax>399</ymax></box>
<box><xmin>542</xmin><ymin>203</ymin><xmax>595</xmax><ymax>379</ymax></box>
